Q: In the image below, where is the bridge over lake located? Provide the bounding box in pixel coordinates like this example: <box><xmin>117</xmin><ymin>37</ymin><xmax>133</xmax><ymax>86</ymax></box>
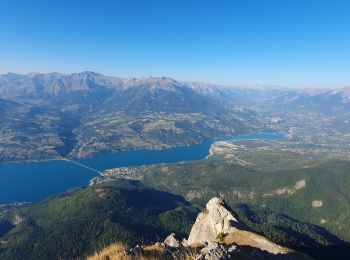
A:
<box><xmin>64</xmin><ymin>159</ymin><xmax>103</xmax><ymax>175</ymax></box>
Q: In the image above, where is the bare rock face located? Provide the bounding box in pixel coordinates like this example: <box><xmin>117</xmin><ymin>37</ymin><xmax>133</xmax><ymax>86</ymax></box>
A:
<box><xmin>187</xmin><ymin>197</ymin><xmax>296</xmax><ymax>256</ymax></box>
<box><xmin>188</xmin><ymin>197</ymin><xmax>238</xmax><ymax>245</ymax></box>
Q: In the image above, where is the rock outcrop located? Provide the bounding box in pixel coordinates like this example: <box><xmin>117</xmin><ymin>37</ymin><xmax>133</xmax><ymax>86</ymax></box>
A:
<box><xmin>164</xmin><ymin>233</ymin><xmax>180</xmax><ymax>248</ymax></box>
<box><xmin>188</xmin><ymin>197</ymin><xmax>239</xmax><ymax>245</ymax></box>
<box><xmin>90</xmin><ymin>197</ymin><xmax>313</xmax><ymax>259</ymax></box>
<box><xmin>196</xmin><ymin>241</ymin><xmax>231</xmax><ymax>260</ymax></box>
<box><xmin>187</xmin><ymin>197</ymin><xmax>301</xmax><ymax>256</ymax></box>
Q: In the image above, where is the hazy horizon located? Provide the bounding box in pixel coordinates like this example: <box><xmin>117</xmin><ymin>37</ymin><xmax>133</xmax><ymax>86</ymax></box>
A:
<box><xmin>2</xmin><ymin>70</ymin><xmax>349</xmax><ymax>90</ymax></box>
<box><xmin>1</xmin><ymin>0</ymin><xmax>350</xmax><ymax>88</ymax></box>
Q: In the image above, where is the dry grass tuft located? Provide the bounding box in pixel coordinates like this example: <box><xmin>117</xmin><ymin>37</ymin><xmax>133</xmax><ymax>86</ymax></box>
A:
<box><xmin>87</xmin><ymin>242</ymin><xmax>130</xmax><ymax>260</ymax></box>
<box><xmin>87</xmin><ymin>242</ymin><xmax>199</xmax><ymax>260</ymax></box>
<box><xmin>142</xmin><ymin>243</ymin><xmax>165</xmax><ymax>258</ymax></box>
<box><xmin>136</xmin><ymin>243</ymin><xmax>164</xmax><ymax>259</ymax></box>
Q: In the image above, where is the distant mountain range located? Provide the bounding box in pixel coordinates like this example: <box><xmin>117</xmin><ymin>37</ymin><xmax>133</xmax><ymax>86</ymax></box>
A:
<box><xmin>0</xmin><ymin>72</ymin><xmax>233</xmax><ymax>105</ymax></box>
<box><xmin>0</xmin><ymin>72</ymin><xmax>263</xmax><ymax>163</ymax></box>
<box><xmin>0</xmin><ymin>71</ymin><xmax>349</xmax><ymax>163</ymax></box>
<box><xmin>1</xmin><ymin>71</ymin><xmax>349</xmax><ymax>111</ymax></box>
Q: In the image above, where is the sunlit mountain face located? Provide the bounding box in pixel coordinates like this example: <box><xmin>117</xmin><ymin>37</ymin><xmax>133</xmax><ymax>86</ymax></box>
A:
<box><xmin>1</xmin><ymin>71</ymin><xmax>350</xmax><ymax>163</ymax></box>
<box><xmin>0</xmin><ymin>72</ymin><xmax>263</xmax><ymax>163</ymax></box>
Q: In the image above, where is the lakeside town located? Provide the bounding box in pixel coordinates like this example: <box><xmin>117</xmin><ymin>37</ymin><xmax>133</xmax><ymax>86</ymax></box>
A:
<box><xmin>89</xmin><ymin>166</ymin><xmax>147</xmax><ymax>185</ymax></box>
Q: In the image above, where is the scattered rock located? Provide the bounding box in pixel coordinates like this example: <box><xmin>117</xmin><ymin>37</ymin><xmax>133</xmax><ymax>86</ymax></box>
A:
<box><xmin>320</xmin><ymin>219</ymin><xmax>327</xmax><ymax>224</ymax></box>
<box><xmin>164</xmin><ymin>233</ymin><xmax>180</xmax><ymax>248</ymax></box>
<box><xmin>181</xmin><ymin>238</ymin><xmax>189</xmax><ymax>247</ymax></box>
<box><xmin>196</xmin><ymin>241</ymin><xmax>230</xmax><ymax>260</ymax></box>
<box><xmin>227</xmin><ymin>245</ymin><xmax>237</xmax><ymax>253</ymax></box>
<box><xmin>312</xmin><ymin>200</ymin><xmax>323</xmax><ymax>208</ymax></box>
<box><xmin>295</xmin><ymin>180</ymin><xmax>306</xmax><ymax>190</ymax></box>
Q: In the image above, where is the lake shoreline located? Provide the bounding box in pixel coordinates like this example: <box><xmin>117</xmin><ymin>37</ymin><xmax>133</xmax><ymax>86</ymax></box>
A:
<box><xmin>0</xmin><ymin>130</ymin><xmax>285</xmax><ymax>204</ymax></box>
<box><xmin>0</xmin><ymin>130</ymin><xmax>284</xmax><ymax>166</ymax></box>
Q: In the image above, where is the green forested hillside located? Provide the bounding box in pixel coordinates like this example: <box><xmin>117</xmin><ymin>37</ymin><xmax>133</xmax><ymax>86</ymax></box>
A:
<box><xmin>0</xmin><ymin>181</ymin><xmax>196</xmax><ymax>260</ymax></box>
<box><xmin>142</xmin><ymin>159</ymin><xmax>350</xmax><ymax>243</ymax></box>
<box><xmin>1</xmin><ymin>178</ymin><xmax>350</xmax><ymax>259</ymax></box>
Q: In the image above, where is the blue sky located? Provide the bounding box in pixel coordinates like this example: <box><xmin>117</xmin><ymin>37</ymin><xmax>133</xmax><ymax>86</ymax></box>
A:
<box><xmin>0</xmin><ymin>0</ymin><xmax>350</xmax><ymax>87</ymax></box>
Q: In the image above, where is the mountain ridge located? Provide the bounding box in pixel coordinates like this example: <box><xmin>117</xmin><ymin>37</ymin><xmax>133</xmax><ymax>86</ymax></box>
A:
<box><xmin>1</xmin><ymin>71</ymin><xmax>349</xmax><ymax>164</ymax></box>
<box><xmin>0</xmin><ymin>72</ymin><xmax>263</xmax><ymax>163</ymax></box>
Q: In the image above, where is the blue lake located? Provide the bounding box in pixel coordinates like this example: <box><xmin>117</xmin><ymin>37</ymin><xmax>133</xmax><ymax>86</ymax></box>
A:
<box><xmin>0</xmin><ymin>131</ymin><xmax>284</xmax><ymax>204</ymax></box>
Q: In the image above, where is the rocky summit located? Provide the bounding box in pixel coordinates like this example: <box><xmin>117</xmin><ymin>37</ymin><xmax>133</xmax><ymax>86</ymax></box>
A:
<box><xmin>187</xmin><ymin>197</ymin><xmax>294</xmax><ymax>255</ymax></box>
<box><xmin>187</xmin><ymin>197</ymin><xmax>240</xmax><ymax>245</ymax></box>
<box><xmin>103</xmin><ymin>197</ymin><xmax>312</xmax><ymax>260</ymax></box>
<box><xmin>185</xmin><ymin>197</ymin><xmax>311</xmax><ymax>259</ymax></box>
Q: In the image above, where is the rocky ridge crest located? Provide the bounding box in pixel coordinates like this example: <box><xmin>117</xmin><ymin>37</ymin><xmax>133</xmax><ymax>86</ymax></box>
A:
<box><xmin>124</xmin><ymin>197</ymin><xmax>312</xmax><ymax>259</ymax></box>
